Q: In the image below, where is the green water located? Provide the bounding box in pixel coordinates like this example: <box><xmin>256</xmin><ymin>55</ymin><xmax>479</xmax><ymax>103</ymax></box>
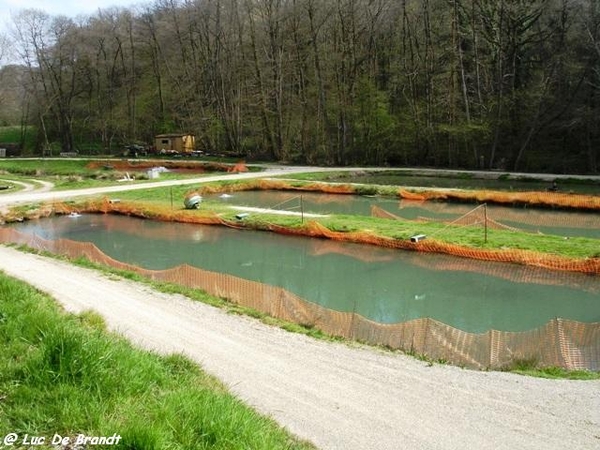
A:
<box><xmin>208</xmin><ymin>190</ymin><xmax>600</xmax><ymax>239</ymax></box>
<box><xmin>13</xmin><ymin>215</ymin><xmax>600</xmax><ymax>333</ymax></box>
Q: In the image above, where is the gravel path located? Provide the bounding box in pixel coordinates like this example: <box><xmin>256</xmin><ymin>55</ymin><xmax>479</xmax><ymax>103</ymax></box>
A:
<box><xmin>0</xmin><ymin>178</ymin><xmax>54</xmax><ymax>194</ymax></box>
<box><xmin>1</xmin><ymin>246</ymin><xmax>598</xmax><ymax>450</ymax></box>
<box><xmin>0</xmin><ymin>166</ymin><xmax>330</xmax><ymax>208</ymax></box>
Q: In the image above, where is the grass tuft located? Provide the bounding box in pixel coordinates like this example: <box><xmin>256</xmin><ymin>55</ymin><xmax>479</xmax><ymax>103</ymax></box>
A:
<box><xmin>501</xmin><ymin>357</ymin><xmax>600</xmax><ymax>380</ymax></box>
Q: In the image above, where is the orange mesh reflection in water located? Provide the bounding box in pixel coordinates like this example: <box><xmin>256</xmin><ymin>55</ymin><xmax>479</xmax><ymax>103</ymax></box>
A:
<box><xmin>370</xmin><ymin>205</ymin><xmax>404</xmax><ymax>221</ymax></box>
<box><xmin>306</xmin><ymin>239</ymin><xmax>396</xmax><ymax>263</ymax></box>
<box><xmin>402</xmin><ymin>252</ymin><xmax>600</xmax><ymax>295</ymax></box>
<box><xmin>1</xmin><ymin>226</ymin><xmax>598</xmax><ymax>371</ymax></box>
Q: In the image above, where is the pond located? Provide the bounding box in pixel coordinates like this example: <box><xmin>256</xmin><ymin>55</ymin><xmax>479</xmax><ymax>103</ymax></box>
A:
<box><xmin>13</xmin><ymin>214</ymin><xmax>600</xmax><ymax>334</ymax></box>
<box><xmin>207</xmin><ymin>190</ymin><xmax>600</xmax><ymax>239</ymax></box>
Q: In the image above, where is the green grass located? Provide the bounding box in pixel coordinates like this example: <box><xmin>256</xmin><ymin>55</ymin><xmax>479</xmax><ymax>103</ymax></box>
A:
<box><xmin>212</xmin><ymin>207</ymin><xmax>599</xmax><ymax>260</ymax></box>
<box><xmin>0</xmin><ymin>158</ymin><xmax>232</xmax><ymax>192</ymax></box>
<box><xmin>0</xmin><ymin>126</ymin><xmax>36</xmax><ymax>151</ymax></box>
<box><xmin>0</xmin><ymin>158</ymin><xmax>95</xmax><ymax>176</ymax></box>
<box><xmin>0</xmin><ymin>158</ymin><xmax>120</xmax><ymax>191</ymax></box>
<box><xmin>320</xmin><ymin>214</ymin><xmax>600</xmax><ymax>258</ymax></box>
<box><xmin>501</xmin><ymin>358</ymin><xmax>599</xmax><ymax>380</ymax></box>
<box><xmin>0</xmin><ymin>271</ymin><xmax>315</xmax><ymax>449</ymax></box>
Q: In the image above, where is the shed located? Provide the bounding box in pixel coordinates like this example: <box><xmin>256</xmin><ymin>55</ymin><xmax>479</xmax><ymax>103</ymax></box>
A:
<box><xmin>0</xmin><ymin>143</ymin><xmax>21</xmax><ymax>157</ymax></box>
<box><xmin>155</xmin><ymin>133</ymin><xmax>195</xmax><ymax>154</ymax></box>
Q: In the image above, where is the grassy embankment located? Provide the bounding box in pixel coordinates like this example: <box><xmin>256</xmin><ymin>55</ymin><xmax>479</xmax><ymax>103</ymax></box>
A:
<box><xmin>0</xmin><ymin>158</ymin><xmax>244</xmax><ymax>191</ymax></box>
<box><xmin>0</xmin><ymin>159</ymin><xmax>97</xmax><ymax>192</ymax></box>
<box><xmin>0</xmin><ymin>271</ymin><xmax>314</xmax><ymax>449</ymax></box>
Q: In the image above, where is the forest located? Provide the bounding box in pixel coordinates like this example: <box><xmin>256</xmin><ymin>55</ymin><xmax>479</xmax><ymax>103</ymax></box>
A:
<box><xmin>0</xmin><ymin>0</ymin><xmax>599</xmax><ymax>173</ymax></box>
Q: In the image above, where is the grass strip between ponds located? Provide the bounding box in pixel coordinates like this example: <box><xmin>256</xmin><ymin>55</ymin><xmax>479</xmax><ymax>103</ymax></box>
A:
<box><xmin>0</xmin><ymin>270</ymin><xmax>315</xmax><ymax>450</ymax></box>
<box><xmin>80</xmin><ymin>178</ymin><xmax>600</xmax><ymax>262</ymax></box>
<box><xmin>59</xmin><ymin>196</ymin><xmax>600</xmax><ymax>265</ymax></box>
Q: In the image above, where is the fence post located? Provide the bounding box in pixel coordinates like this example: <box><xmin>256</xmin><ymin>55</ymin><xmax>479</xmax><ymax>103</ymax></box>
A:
<box><xmin>488</xmin><ymin>329</ymin><xmax>499</xmax><ymax>369</ymax></box>
<box><xmin>484</xmin><ymin>203</ymin><xmax>488</xmax><ymax>243</ymax></box>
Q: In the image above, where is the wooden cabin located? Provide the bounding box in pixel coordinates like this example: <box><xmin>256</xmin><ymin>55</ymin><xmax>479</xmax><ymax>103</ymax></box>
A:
<box><xmin>154</xmin><ymin>133</ymin><xmax>195</xmax><ymax>154</ymax></box>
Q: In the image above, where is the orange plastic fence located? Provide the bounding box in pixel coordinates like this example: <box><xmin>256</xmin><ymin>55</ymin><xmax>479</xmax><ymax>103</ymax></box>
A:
<box><xmin>372</xmin><ymin>205</ymin><xmax>523</xmax><ymax>232</ymax></box>
<box><xmin>1</xmin><ymin>227</ymin><xmax>598</xmax><ymax>371</ymax></box>
<box><xmin>371</xmin><ymin>203</ymin><xmax>600</xmax><ymax>233</ymax></box>
<box><xmin>401</xmin><ymin>188</ymin><xmax>600</xmax><ymax>211</ymax></box>
<box><xmin>192</xmin><ymin>179</ymin><xmax>357</xmax><ymax>196</ymax></box>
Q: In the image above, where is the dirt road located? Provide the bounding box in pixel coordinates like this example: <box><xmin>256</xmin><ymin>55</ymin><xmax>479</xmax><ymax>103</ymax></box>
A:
<box><xmin>0</xmin><ymin>179</ymin><xmax>54</xmax><ymax>193</ymax></box>
<box><xmin>1</xmin><ymin>246</ymin><xmax>598</xmax><ymax>450</ymax></box>
<box><xmin>0</xmin><ymin>166</ymin><xmax>327</xmax><ymax>207</ymax></box>
<box><xmin>3</xmin><ymin>163</ymin><xmax>598</xmax><ymax>209</ymax></box>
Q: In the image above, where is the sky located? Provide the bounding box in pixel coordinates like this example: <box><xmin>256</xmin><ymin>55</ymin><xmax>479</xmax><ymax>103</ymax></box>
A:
<box><xmin>0</xmin><ymin>0</ymin><xmax>144</xmax><ymax>63</ymax></box>
<box><xmin>0</xmin><ymin>0</ymin><xmax>142</xmax><ymax>34</ymax></box>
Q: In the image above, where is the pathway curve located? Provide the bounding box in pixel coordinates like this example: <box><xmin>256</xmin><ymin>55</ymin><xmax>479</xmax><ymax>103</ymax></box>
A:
<box><xmin>0</xmin><ymin>246</ymin><xmax>598</xmax><ymax>450</ymax></box>
<box><xmin>0</xmin><ymin>178</ymin><xmax>55</xmax><ymax>193</ymax></box>
<box><xmin>0</xmin><ymin>166</ymin><xmax>328</xmax><ymax>208</ymax></box>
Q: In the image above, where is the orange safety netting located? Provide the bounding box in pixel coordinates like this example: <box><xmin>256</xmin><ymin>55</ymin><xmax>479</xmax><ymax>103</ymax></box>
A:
<box><xmin>193</xmin><ymin>179</ymin><xmax>356</xmax><ymax>196</ymax></box>
<box><xmin>227</xmin><ymin>162</ymin><xmax>249</xmax><ymax>173</ymax></box>
<box><xmin>400</xmin><ymin>188</ymin><xmax>600</xmax><ymax>211</ymax></box>
<box><xmin>372</xmin><ymin>205</ymin><xmax>524</xmax><ymax>232</ymax></box>
<box><xmin>1</xmin><ymin>226</ymin><xmax>597</xmax><ymax>371</ymax></box>
<box><xmin>401</xmin><ymin>200</ymin><xmax>600</xmax><ymax>231</ymax></box>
